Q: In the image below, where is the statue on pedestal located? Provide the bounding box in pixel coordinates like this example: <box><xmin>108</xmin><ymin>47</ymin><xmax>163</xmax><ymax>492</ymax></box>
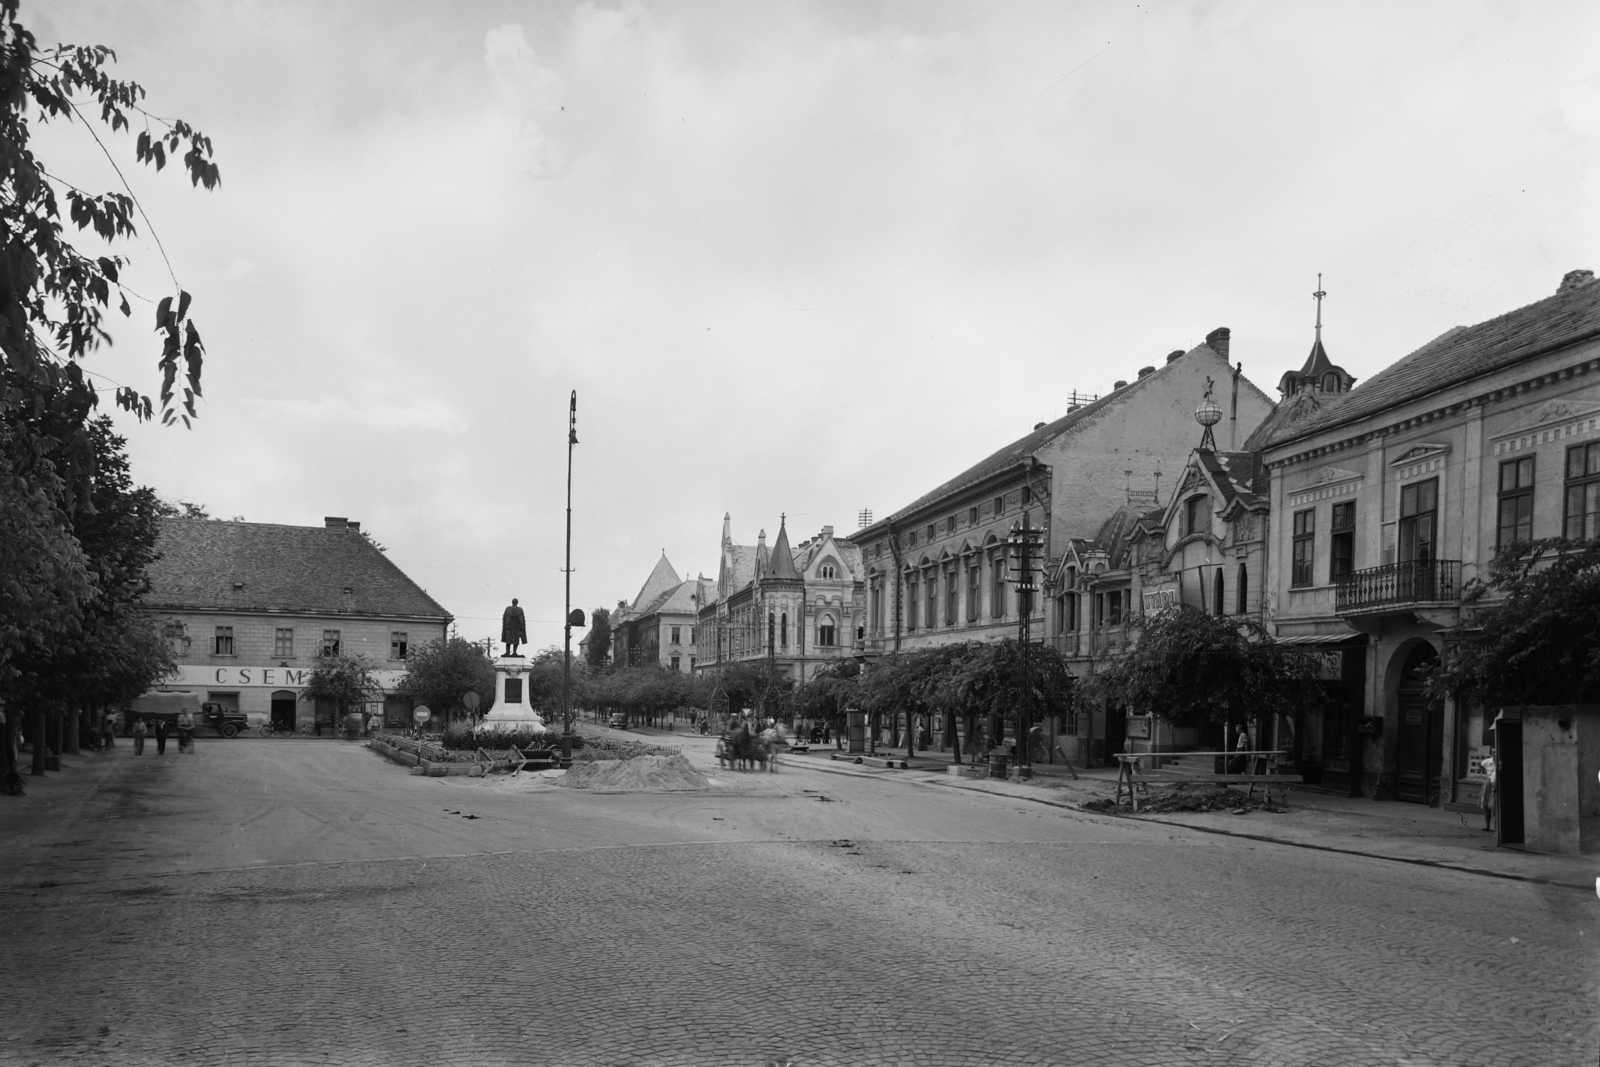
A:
<box><xmin>501</xmin><ymin>598</ymin><xmax>527</xmax><ymax>657</ymax></box>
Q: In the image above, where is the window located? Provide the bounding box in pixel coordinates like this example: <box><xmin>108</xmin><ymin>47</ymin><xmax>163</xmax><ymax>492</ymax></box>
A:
<box><xmin>908</xmin><ymin>530</ymin><xmax>917</xmax><ymax>548</ymax></box>
<box><xmin>1291</xmin><ymin>509</ymin><xmax>1314</xmax><ymax>588</ymax></box>
<box><xmin>992</xmin><ymin>557</ymin><xmax>1007</xmax><ymax>618</ymax></box>
<box><xmin>924</xmin><ymin>575</ymin><xmax>937</xmax><ymax>629</ymax></box>
<box><xmin>1064</xmin><ymin>584</ymin><xmax>1078</xmax><ymax>632</ymax></box>
<box><xmin>690</xmin><ymin>627</ymin><xmax>696</xmax><ymax>644</ymax></box>
<box><xmin>1213</xmin><ymin>569</ymin><xmax>1225</xmax><ymax>615</ymax></box>
<box><xmin>994</xmin><ymin>496</ymin><xmax>1005</xmax><ymax>517</ymax></box>
<box><xmin>1064</xmin><ymin>707</ymin><xmax>1079</xmax><ymax>736</ymax></box>
<box><xmin>670</xmin><ymin>654</ymin><xmax>681</xmax><ymax>671</ymax></box>
<box><xmin>875</xmin><ymin>543</ymin><xmax>883</xmax><ymax>559</ymax></box>
<box><xmin>1497</xmin><ymin>457</ymin><xmax>1535</xmax><ymax>547</ymax></box>
<box><xmin>274</xmin><ymin>628</ymin><xmax>294</xmax><ymax>658</ymax></box>
<box><xmin>967</xmin><ymin>566</ymin><xmax>980</xmax><ymax>621</ymax></box>
<box><xmin>947</xmin><ymin>516</ymin><xmax>956</xmax><ymax>535</ymax></box>
<box><xmin>214</xmin><ymin>626</ymin><xmax>235</xmax><ymax>656</ymax></box>
<box><xmin>390</xmin><ymin>631</ymin><xmax>408</xmax><ymax>660</ymax></box>
<box><xmin>1330</xmin><ymin>502</ymin><xmax>1356</xmax><ymax>580</ymax></box>
<box><xmin>1185</xmin><ymin>495</ymin><xmax>1209</xmax><ymax>537</ymax></box>
<box><xmin>1021</xmin><ymin>486</ymin><xmax>1032</xmax><ymax>505</ymax></box>
<box><xmin>670</xmin><ymin>625</ymin><xmax>681</xmax><ymax>645</ymax></box>
<box><xmin>1399</xmin><ymin>479</ymin><xmax>1438</xmax><ymax>563</ymax></box>
<box><xmin>1564</xmin><ymin>443</ymin><xmax>1600</xmax><ymax>539</ymax></box>
<box><xmin>1236</xmin><ymin>564</ymin><xmax>1248</xmax><ymax>615</ymax></box>
<box><xmin>321</xmin><ymin>629</ymin><xmax>341</xmax><ymax>657</ymax></box>
<box><xmin>969</xmin><ymin>506</ymin><xmax>979</xmax><ymax>526</ymax></box>
<box><xmin>780</xmin><ymin>613</ymin><xmax>788</xmax><ymax>646</ymax></box>
<box><xmin>905</xmin><ymin>577</ymin><xmax>918</xmax><ymax>632</ymax></box>
<box><xmin>819</xmin><ymin>618</ymin><xmax>836</xmax><ymax>646</ymax></box>
<box><xmin>820</xmin><ymin>564</ymin><xmax>836</xmax><ymax>579</ymax></box>
<box><xmin>1105</xmin><ymin>590</ymin><xmax>1123</xmax><ymax>626</ymax></box>
<box><xmin>926</xmin><ymin>523</ymin><xmax>936</xmax><ymax>541</ymax></box>
<box><xmin>945</xmin><ymin>570</ymin><xmax>957</xmax><ymax>625</ymax></box>
<box><xmin>870</xmin><ymin>580</ymin><xmax>883</xmax><ymax>634</ymax></box>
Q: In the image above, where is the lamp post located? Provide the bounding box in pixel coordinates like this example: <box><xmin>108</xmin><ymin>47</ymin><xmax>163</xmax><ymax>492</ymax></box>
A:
<box><xmin>561</xmin><ymin>390</ymin><xmax>578</xmax><ymax>770</ymax></box>
<box><xmin>1008</xmin><ymin>513</ymin><xmax>1043</xmax><ymax>779</ymax></box>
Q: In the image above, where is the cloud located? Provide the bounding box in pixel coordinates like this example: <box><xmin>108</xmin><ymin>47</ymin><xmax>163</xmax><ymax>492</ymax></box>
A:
<box><xmin>248</xmin><ymin>395</ymin><xmax>468</xmax><ymax>433</ymax></box>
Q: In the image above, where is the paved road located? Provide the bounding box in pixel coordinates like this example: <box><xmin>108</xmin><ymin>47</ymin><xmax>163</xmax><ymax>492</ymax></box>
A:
<box><xmin>1</xmin><ymin>735</ymin><xmax>1593</xmax><ymax>1066</ymax></box>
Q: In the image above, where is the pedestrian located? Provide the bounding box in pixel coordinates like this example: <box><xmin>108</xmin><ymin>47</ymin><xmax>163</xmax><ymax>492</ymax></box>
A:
<box><xmin>100</xmin><ymin>711</ymin><xmax>116</xmax><ymax>750</ymax></box>
<box><xmin>1230</xmin><ymin>727</ymin><xmax>1250</xmax><ymax>774</ymax></box>
<box><xmin>153</xmin><ymin>717</ymin><xmax>168</xmax><ymax>756</ymax></box>
<box><xmin>1480</xmin><ymin>753</ymin><xmax>1497</xmax><ymax>832</ymax></box>
<box><xmin>132</xmin><ymin>717</ymin><xmax>147</xmax><ymax>755</ymax></box>
<box><xmin>176</xmin><ymin>708</ymin><xmax>195</xmax><ymax>754</ymax></box>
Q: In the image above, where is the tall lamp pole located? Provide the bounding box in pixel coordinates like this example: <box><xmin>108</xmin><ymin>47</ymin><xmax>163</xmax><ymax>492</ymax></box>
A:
<box><xmin>1009</xmin><ymin>514</ymin><xmax>1042</xmax><ymax>780</ymax></box>
<box><xmin>561</xmin><ymin>390</ymin><xmax>578</xmax><ymax>769</ymax></box>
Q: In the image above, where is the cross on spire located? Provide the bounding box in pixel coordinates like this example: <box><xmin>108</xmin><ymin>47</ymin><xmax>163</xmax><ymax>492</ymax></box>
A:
<box><xmin>1313</xmin><ymin>273</ymin><xmax>1326</xmax><ymax>342</ymax></box>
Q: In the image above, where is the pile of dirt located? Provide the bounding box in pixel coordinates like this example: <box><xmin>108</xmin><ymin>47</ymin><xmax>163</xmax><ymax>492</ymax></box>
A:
<box><xmin>555</xmin><ymin>754</ymin><xmax>710</xmax><ymax>792</ymax></box>
<box><xmin>1080</xmin><ymin>785</ymin><xmax>1281</xmax><ymax>815</ymax></box>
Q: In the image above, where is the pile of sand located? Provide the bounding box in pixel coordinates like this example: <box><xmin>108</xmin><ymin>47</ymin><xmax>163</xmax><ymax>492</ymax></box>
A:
<box><xmin>555</xmin><ymin>754</ymin><xmax>711</xmax><ymax>792</ymax></box>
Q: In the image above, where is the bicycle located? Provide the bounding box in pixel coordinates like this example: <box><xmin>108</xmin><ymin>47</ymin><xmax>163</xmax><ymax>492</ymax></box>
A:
<box><xmin>257</xmin><ymin>720</ymin><xmax>294</xmax><ymax>738</ymax></box>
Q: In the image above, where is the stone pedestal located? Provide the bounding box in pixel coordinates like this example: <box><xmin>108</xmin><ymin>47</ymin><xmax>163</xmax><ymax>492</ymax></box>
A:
<box><xmin>475</xmin><ymin>655</ymin><xmax>550</xmax><ymax>738</ymax></box>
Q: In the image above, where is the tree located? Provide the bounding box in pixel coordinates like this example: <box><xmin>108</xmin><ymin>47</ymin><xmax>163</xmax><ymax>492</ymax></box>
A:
<box><xmin>394</xmin><ymin>637</ymin><xmax>496</xmax><ymax>722</ymax></box>
<box><xmin>1435</xmin><ymin>537</ymin><xmax>1600</xmax><ymax>707</ymax></box>
<box><xmin>1086</xmin><ymin>605</ymin><xmax>1324</xmax><ymax>734</ymax></box>
<box><xmin>584</xmin><ymin>607</ymin><xmax>612</xmax><ymax>669</ymax></box>
<box><xmin>299</xmin><ymin>655</ymin><xmax>380</xmax><ymax>727</ymax></box>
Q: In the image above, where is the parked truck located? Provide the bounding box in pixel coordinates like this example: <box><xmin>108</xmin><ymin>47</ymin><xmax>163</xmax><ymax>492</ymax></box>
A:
<box><xmin>128</xmin><ymin>691</ymin><xmax>250</xmax><ymax>738</ymax></box>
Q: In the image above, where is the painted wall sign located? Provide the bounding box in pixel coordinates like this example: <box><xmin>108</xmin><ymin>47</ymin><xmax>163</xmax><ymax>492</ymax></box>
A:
<box><xmin>161</xmin><ymin>664</ymin><xmax>407</xmax><ymax>690</ymax></box>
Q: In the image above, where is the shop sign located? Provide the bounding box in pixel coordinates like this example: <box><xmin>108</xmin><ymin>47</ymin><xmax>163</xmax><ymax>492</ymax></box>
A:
<box><xmin>162</xmin><ymin>664</ymin><xmax>407</xmax><ymax>690</ymax></box>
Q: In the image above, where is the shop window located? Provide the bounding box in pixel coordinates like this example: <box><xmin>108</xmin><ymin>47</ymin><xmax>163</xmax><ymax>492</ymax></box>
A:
<box><xmin>214</xmin><ymin>626</ymin><xmax>234</xmax><ymax>656</ymax></box>
<box><xmin>274</xmin><ymin>627</ymin><xmax>294</xmax><ymax>658</ymax></box>
<box><xmin>1291</xmin><ymin>509</ymin><xmax>1315</xmax><ymax>587</ymax></box>
<box><xmin>1330</xmin><ymin>502</ymin><xmax>1356</xmax><ymax>579</ymax></box>
<box><xmin>390</xmin><ymin>631</ymin><xmax>408</xmax><ymax>660</ymax></box>
<box><xmin>321</xmin><ymin>630</ymin><xmax>341</xmax><ymax>657</ymax></box>
<box><xmin>1498</xmin><ymin>457</ymin><xmax>1535</xmax><ymax>548</ymax></box>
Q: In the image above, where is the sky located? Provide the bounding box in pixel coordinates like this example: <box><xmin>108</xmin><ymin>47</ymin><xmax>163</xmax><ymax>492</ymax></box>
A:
<box><xmin>32</xmin><ymin>0</ymin><xmax>1600</xmax><ymax>650</ymax></box>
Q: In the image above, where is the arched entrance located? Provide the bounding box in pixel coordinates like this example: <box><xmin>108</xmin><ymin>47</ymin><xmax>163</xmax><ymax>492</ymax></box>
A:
<box><xmin>1394</xmin><ymin>643</ymin><xmax>1441</xmax><ymax>804</ymax></box>
<box><xmin>270</xmin><ymin>690</ymin><xmax>297</xmax><ymax>731</ymax></box>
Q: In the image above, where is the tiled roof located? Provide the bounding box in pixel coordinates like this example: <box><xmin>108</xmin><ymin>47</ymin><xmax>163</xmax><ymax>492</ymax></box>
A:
<box><xmin>1268</xmin><ymin>276</ymin><xmax>1600</xmax><ymax>448</ymax></box>
<box><xmin>632</xmin><ymin>553</ymin><xmax>682</xmax><ymax>611</ymax></box>
<box><xmin>146</xmin><ymin>519</ymin><xmax>450</xmax><ymax>619</ymax></box>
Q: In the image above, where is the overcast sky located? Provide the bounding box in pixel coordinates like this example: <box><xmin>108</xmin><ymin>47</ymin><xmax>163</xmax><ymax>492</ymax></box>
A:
<box><xmin>35</xmin><ymin>0</ymin><xmax>1600</xmax><ymax>650</ymax></box>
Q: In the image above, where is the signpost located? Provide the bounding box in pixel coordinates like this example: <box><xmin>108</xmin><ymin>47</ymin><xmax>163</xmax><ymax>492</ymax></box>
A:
<box><xmin>413</xmin><ymin>705</ymin><xmax>431</xmax><ymax>735</ymax></box>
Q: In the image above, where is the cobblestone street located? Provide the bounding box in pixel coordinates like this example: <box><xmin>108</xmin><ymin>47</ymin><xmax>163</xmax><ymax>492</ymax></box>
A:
<box><xmin>1</xmin><ymin>737</ymin><xmax>1593</xmax><ymax>1067</ymax></box>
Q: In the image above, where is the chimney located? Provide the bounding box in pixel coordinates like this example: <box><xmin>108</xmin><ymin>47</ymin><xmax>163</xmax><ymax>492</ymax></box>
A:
<box><xmin>1205</xmin><ymin>327</ymin><xmax>1231</xmax><ymax>359</ymax></box>
<box><xmin>1137</xmin><ymin>366</ymin><xmax>1155</xmax><ymax>379</ymax></box>
<box><xmin>821</xmin><ymin>525</ymin><xmax>834</xmax><ymax>538</ymax></box>
<box><xmin>324</xmin><ymin>516</ymin><xmax>347</xmax><ymax>531</ymax></box>
<box><xmin>1559</xmin><ymin>269</ymin><xmax>1596</xmax><ymax>294</ymax></box>
<box><xmin>1165</xmin><ymin>349</ymin><xmax>1185</xmax><ymax>364</ymax></box>
<box><xmin>347</xmin><ymin>520</ymin><xmax>360</xmax><ymax>533</ymax></box>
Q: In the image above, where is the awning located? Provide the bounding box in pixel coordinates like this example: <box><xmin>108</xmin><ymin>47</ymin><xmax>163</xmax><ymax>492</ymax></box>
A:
<box><xmin>1273</xmin><ymin>632</ymin><xmax>1366</xmax><ymax>646</ymax></box>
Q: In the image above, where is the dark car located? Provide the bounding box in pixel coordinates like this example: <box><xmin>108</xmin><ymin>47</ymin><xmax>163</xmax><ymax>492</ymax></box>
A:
<box><xmin>608</xmin><ymin>713</ymin><xmax>628</xmax><ymax>730</ymax></box>
<box><xmin>200</xmin><ymin>701</ymin><xmax>250</xmax><ymax>738</ymax></box>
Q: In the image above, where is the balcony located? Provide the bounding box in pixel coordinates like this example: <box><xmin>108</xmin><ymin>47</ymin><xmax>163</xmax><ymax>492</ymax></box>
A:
<box><xmin>1334</xmin><ymin>560</ymin><xmax>1462</xmax><ymax>616</ymax></box>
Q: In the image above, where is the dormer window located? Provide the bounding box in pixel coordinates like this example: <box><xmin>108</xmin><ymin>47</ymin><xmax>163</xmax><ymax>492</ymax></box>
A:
<box><xmin>1184</xmin><ymin>495</ymin><xmax>1209</xmax><ymax>536</ymax></box>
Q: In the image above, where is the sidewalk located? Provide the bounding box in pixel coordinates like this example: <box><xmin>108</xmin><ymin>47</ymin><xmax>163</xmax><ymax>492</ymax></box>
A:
<box><xmin>784</xmin><ymin>745</ymin><xmax>1598</xmax><ymax>891</ymax></box>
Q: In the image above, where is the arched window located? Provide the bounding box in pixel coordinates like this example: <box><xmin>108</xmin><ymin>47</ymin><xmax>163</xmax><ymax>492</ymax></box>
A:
<box><xmin>820</xmin><ymin>564</ymin><xmax>836</xmax><ymax>579</ymax></box>
<box><xmin>1237</xmin><ymin>563</ymin><xmax>1249</xmax><ymax>615</ymax></box>
<box><xmin>1213</xmin><ymin>569</ymin><xmax>1225</xmax><ymax>615</ymax></box>
<box><xmin>780</xmin><ymin>612</ymin><xmax>788</xmax><ymax>647</ymax></box>
<box><xmin>818</xmin><ymin>614</ymin><xmax>837</xmax><ymax>647</ymax></box>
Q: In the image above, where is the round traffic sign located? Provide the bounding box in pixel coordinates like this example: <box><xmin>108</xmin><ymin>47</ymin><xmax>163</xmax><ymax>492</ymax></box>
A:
<box><xmin>462</xmin><ymin>691</ymin><xmax>481</xmax><ymax>711</ymax></box>
<box><xmin>413</xmin><ymin>706</ymin><xmax>432</xmax><ymax>724</ymax></box>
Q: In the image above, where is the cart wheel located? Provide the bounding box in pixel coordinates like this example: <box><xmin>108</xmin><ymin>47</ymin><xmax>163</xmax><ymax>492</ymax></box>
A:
<box><xmin>220</xmin><ymin>722</ymin><xmax>239</xmax><ymax>739</ymax></box>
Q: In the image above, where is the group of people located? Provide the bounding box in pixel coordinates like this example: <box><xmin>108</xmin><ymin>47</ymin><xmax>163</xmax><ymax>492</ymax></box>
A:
<box><xmin>123</xmin><ymin>711</ymin><xmax>196</xmax><ymax>756</ymax></box>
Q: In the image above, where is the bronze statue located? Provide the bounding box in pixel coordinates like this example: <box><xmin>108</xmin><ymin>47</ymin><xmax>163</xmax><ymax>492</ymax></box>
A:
<box><xmin>501</xmin><ymin>598</ymin><xmax>527</xmax><ymax>656</ymax></box>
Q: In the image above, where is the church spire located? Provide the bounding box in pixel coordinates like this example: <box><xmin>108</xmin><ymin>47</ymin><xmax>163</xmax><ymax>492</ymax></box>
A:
<box><xmin>765</xmin><ymin>514</ymin><xmax>801</xmax><ymax>582</ymax></box>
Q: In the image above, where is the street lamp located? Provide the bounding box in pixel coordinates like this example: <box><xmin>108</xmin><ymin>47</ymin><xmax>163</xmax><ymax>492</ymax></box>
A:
<box><xmin>561</xmin><ymin>391</ymin><xmax>580</xmax><ymax>770</ymax></box>
<box><xmin>1008</xmin><ymin>513</ymin><xmax>1044</xmax><ymax>780</ymax></box>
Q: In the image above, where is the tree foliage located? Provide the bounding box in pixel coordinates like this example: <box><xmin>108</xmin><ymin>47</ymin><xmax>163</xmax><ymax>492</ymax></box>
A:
<box><xmin>1435</xmin><ymin>537</ymin><xmax>1600</xmax><ymax>707</ymax></box>
<box><xmin>299</xmin><ymin>655</ymin><xmax>380</xmax><ymax>716</ymax></box>
<box><xmin>1085</xmin><ymin>605</ymin><xmax>1324</xmax><ymax>728</ymax></box>
<box><xmin>394</xmin><ymin>636</ymin><xmax>496</xmax><ymax>719</ymax></box>
<box><xmin>584</xmin><ymin>607</ymin><xmax>612</xmax><ymax>669</ymax></box>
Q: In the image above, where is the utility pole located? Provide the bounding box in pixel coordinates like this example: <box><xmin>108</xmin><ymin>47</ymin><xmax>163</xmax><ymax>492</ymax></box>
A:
<box><xmin>561</xmin><ymin>390</ymin><xmax>578</xmax><ymax>769</ymax></box>
<box><xmin>1009</xmin><ymin>513</ymin><xmax>1042</xmax><ymax>780</ymax></box>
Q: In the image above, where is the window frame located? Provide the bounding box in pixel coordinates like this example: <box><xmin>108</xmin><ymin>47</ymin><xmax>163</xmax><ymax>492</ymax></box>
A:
<box><xmin>991</xmin><ymin>555</ymin><xmax>1007</xmax><ymax>618</ymax></box>
<box><xmin>273</xmin><ymin>627</ymin><xmax>294</xmax><ymax>659</ymax></box>
<box><xmin>321</xmin><ymin>629</ymin><xmax>341</xmax><ymax>658</ymax></box>
<box><xmin>967</xmin><ymin>565</ymin><xmax>980</xmax><ymax>622</ymax></box>
<box><xmin>1497</xmin><ymin>456</ymin><xmax>1535</xmax><ymax>549</ymax></box>
<box><xmin>1398</xmin><ymin>478</ymin><xmax>1439</xmax><ymax>563</ymax></box>
<box><xmin>1291</xmin><ymin>508</ymin><xmax>1315</xmax><ymax>588</ymax></box>
<box><xmin>1330</xmin><ymin>501</ymin><xmax>1356</xmax><ymax>581</ymax></box>
<box><xmin>1563</xmin><ymin>443</ymin><xmax>1600</xmax><ymax>540</ymax></box>
<box><xmin>669</xmin><ymin>625</ymin><xmax>681</xmax><ymax>645</ymax></box>
<box><xmin>214</xmin><ymin>625</ymin><xmax>235</xmax><ymax>657</ymax></box>
<box><xmin>390</xmin><ymin>631</ymin><xmax>408</xmax><ymax>660</ymax></box>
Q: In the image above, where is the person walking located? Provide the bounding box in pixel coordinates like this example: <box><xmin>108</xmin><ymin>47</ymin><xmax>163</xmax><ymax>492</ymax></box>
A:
<box><xmin>1480</xmin><ymin>754</ymin><xmax>1497</xmax><ymax>832</ymax></box>
<box><xmin>176</xmin><ymin>708</ymin><xmax>195</xmax><ymax>754</ymax></box>
<box><xmin>132</xmin><ymin>717</ymin><xmax>147</xmax><ymax>755</ymax></box>
<box><xmin>153</xmin><ymin>717</ymin><xmax>168</xmax><ymax>756</ymax></box>
<box><xmin>100</xmin><ymin>712</ymin><xmax>116</xmax><ymax>751</ymax></box>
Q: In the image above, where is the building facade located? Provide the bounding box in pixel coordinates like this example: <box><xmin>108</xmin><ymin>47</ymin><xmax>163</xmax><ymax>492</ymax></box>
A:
<box><xmin>1262</xmin><ymin>269</ymin><xmax>1600</xmax><ymax>804</ymax></box>
<box><xmin>851</xmin><ymin>330</ymin><xmax>1276</xmax><ymax>667</ymax></box>
<box><xmin>611</xmin><ymin>553</ymin><xmax>709</xmax><ymax>674</ymax></box>
<box><xmin>142</xmin><ymin>516</ymin><xmax>452</xmax><ymax>730</ymax></box>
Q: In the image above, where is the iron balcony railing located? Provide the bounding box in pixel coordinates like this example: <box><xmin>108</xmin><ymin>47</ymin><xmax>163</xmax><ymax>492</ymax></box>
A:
<box><xmin>1334</xmin><ymin>559</ymin><xmax>1462</xmax><ymax>614</ymax></box>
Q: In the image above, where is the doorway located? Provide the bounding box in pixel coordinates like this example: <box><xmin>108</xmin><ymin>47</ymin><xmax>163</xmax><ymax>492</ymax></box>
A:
<box><xmin>1395</xmin><ymin>643</ymin><xmax>1441</xmax><ymax>803</ymax></box>
<box><xmin>270</xmin><ymin>690</ymin><xmax>297</xmax><ymax>731</ymax></box>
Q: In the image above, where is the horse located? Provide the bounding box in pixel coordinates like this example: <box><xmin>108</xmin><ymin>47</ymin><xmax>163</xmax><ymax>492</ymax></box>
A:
<box><xmin>757</xmin><ymin>725</ymin><xmax>790</xmax><ymax>773</ymax></box>
<box><xmin>717</xmin><ymin>720</ymin><xmax>766</xmax><ymax>772</ymax></box>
